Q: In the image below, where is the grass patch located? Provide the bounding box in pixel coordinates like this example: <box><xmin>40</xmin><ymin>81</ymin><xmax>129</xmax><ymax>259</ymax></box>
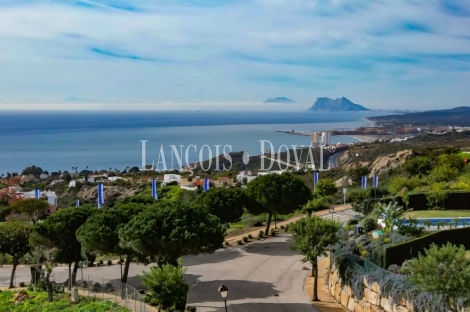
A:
<box><xmin>0</xmin><ymin>290</ymin><xmax>130</xmax><ymax>312</ymax></box>
<box><xmin>404</xmin><ymin>210</ymin><xmax>470</xmax><ymax>218</ymax></box>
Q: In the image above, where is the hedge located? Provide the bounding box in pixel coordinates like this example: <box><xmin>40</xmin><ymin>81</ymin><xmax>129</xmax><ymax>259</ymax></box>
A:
<box><xmin>376</xmin><ymin>190</ymin><xmax>470</xmax><ymax>211</ymax></box>
<box><xmin>384</xmin><ymin>226</ymin><xmax>470</xmax><ymax>268</ymax></box>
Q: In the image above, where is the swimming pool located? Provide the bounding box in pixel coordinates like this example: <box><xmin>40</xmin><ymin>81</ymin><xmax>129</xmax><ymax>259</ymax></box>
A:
<box><xmin>409</xmin><ymin>217</ymin><xmax>470</xmax><ymax>226</ymax></box>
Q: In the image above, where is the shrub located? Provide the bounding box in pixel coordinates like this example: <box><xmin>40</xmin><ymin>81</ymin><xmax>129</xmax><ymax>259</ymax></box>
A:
<box><xmin>280</xmin><ymin>225</ymin><xmax>285</xmax><ymax>230</ymax></box>
<box><xmin>98</xmin><ymin>260</ymin><xmax>104</xmax><ymax>265</ymax></box>
<box><xmin>248</xmin><ymin>234</ymin><xmax>253</xmax><ymax>239</ymax></box>
<box><xmin>107</xmin><ymin>260</ymin><xmax>112</xmax><ymax>265</ymax></box>
<box><xmin>238</xmin><ymin>240</ymin><xmax>243</xmax><ymax>245</ymax></box>
<box><xmin>186</xmin><ymin>306</ymin><xmax>197</xmax><ymax>312</ymax></box>
<box><xmin>285</xmin><ymin>225</ymin><xmax>289</xmax><ymax>232</ymax></box>
<box><xmin>242</xmin><ymin>236</ymin><xmax>248</xmax><ymax>242</ymax></box>
<box><xmin>19</xmin><ymin>282</ymin><xmax>26</xmax><ymax>287</ymax></box>
<box><xmin>258</xmin><ymin>230</ymin><xmax>264</xmax><ymax>237</ymax></box>
<box><xmin>360</xmin><ymin>217</ymin><xmax>376</xmax><ymax>232</ymax></box>
<box><xmin>116</xmin><ymin>259</ymin><xmax>122</xmax><ymax>264</ymax></box>
<box><xmin>139</xmin><ymin>289</ymin><xmax>146</xmax><ymax>294</ymax></box>
<box><xmin>270</xmin><ymin>228</ymin><xmax>276</xmax><ymax>236</ymax></box>
<box><xmin>347</xmin><ymin>219</ymin><xmax>359</xmax><ymax>226</ymax></box>
<box><xmin>224</xmin><ymin>241</ymin><xmax>230</xmax><ymax>246</ymax></box>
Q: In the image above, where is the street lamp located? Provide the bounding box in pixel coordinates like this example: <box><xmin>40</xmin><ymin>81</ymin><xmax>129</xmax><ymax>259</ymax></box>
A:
<box><xmin>218</xmin><ymin>284</ymin><xmax>229</xmax><ymax>312</ymax></box>
<box><xmin>329</xmin><ymin>207</ymin><xmax>335</xmax><ymax>220</ymax></box>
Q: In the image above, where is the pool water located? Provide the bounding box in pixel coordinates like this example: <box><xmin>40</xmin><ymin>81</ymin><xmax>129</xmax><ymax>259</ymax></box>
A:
<box><xmin>409</xmin><ymin>217</ymin><xmax>470</xmax><ymax>226</ymax></box>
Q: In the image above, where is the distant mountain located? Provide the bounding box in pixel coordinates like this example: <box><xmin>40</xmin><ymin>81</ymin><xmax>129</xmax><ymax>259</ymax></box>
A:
<box><xmin>264</xmin><ymin>97</ymin><xmax>297</xmax><ymax>104</ymax></box>
<box><xmin>307</xmin><ymin>97</ymin><xmax>369</xmax><ymax>111</ymax></box>
<box><xmin>369</xmin><ymin>106</ymin><xmax>470</xmax><ymax>126</ymax></box>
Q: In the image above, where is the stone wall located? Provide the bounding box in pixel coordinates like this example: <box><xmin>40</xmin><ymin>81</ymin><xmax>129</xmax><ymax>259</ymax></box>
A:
<box><xmin>328</xmin><ymin>263</ymin><xmax>413</xmax><ymax>312</ymax></box>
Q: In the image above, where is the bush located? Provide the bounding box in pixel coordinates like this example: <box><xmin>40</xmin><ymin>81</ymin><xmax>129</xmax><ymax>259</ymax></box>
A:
<box><xmin>107</xmin><ymin>260</ymin><xmax>112</xmax><ymax>265</ymax></box>
<box><xmin>258</xmin><ymin>230</ymin><xmax>264</xmax><ymax>237</ymax></box>
<box><xmin>285</xmin><ymin>225</ymin><xmax>289</xmax><ymax>232</ymax></box>
<box><xmin>98</xmin><ymin>260</ymin><xmax>104</xmax><ymax>265</ymax></box>
<box><xmin>139</xmin><ymin>289</ymin><xmax>145</xmax><ymax>294</ymax></box>
<box><xmin>360</xmin><ymin>217</ymin><xmax>376</xmax><ymax>232</ymax></box>
<box><xmin>270</xmin><ymin>228</ymin><xmax>276</xmax><ymax>236</ymax></box>
<box><xmin>280</xmin><ymin>225</ymin><xmax>285</xmax><ymax>230</ymax></box>
<box><xmin>248</xmin><ymin>234</ymin><xmax>253</xmax><ymax>239</ymax></box>
<box><xmin>19</xmin><ymin>282</ymin><xmax>26</xmax><ymax>287</ymax></box>
<box><xmin>186</xmin><ymin>306</ymin><xmax>197</xmax><ymax>312</ymax></box>
<box><xmin>242</xmin><ymin>236</ymin><xmax>248</xmax><ymax>242</ymax></box>
<box><xmin>238</xmin><ymin>240</ymin><xmax>243</xmax><ymax>245</ymax></box>
<box><xmin>347</xmin><ymin>219</ymin><xmax>359</xmax><ymax>226</ymax></box>
<box><xmin>224</xmin><ymin>241</ymin><xmax>230</xmax><ymax>246</ymax></box>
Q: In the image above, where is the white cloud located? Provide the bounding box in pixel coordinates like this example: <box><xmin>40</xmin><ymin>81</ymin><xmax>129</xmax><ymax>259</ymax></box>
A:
<box><xmin>0</xmin><ymin>0</ymin><xmax>469</xmax><ymax>109</ymax></box>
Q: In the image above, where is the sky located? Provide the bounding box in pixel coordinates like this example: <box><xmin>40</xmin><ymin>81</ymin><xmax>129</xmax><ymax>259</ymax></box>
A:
<box><xmin>0</xmin><ymin>0</ymin><xmax>470</xmax><ymax>110</ymax></box>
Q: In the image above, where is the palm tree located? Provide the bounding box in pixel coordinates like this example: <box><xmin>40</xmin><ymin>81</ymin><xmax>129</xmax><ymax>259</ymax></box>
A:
<box><xmin>376</xmin><ymin>202</ymin><xmax>403</xmax><ymax>233</ymax></box>
<box><xmin>423</xmin><ymin>219</ymin><xmax>431</xmax><ymax>229</ymax></box>
<box><xmin>453</xmin><ymin>218</ymin><xmax>460</xmax><ymax>228</ymax></box>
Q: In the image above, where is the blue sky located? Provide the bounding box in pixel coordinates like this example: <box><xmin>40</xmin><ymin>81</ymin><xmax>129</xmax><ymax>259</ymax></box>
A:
<box><xmin>0</xmin><ymin>0</ymin><xmax>470</xmax><ymax>110</ymax></box>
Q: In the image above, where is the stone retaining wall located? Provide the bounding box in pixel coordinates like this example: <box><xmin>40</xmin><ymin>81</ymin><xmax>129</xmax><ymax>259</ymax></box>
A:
<box><xmin>328</xmin><ymin>263</ymin><xmax>413</xmax><ymax>312</ymax></box>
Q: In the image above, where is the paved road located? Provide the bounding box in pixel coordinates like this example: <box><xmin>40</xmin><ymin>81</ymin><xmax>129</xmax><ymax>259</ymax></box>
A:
<box><xmin>326</xmin><ymin>150</ymin><xmax>347</xmax><ymax>168</ymax></box>
<box><xmin>0</xmin><ymin>210</ymin><xmax>354</xmax><ymax>312</ymax></box>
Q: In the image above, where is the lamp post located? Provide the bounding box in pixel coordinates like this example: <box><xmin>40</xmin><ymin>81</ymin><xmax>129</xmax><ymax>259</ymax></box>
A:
<box><xmin>218</xmin><ymin>284</ymin><xmax>229</xmax><ymax>312</ymax></box>
<box><xmin>329</xmin><ymin>207</ymin><xmax>335</xmax><ymax>220</ymax></box>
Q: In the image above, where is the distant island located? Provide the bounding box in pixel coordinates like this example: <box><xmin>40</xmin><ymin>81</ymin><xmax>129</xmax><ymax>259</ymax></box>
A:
<box><xmin>264</xmin><ymin>97</ymin><xmax>297</xmax><ymax>104</ymax></box>
<box><xmin>369</xmin><ymin>106</ymin><xmax>470</xmax><ymax>126</ymax></box>
<box><xmin>307</xmin><ymin>97</ymin><xmax>369</xmax><ymax>111</ymax></box>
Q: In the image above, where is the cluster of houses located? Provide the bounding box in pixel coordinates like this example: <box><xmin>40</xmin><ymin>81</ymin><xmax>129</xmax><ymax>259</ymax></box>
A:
<box><xmin>0</xmin><ymin>186</ymin><xmax>58</xmax><ymax>221</ymax></box>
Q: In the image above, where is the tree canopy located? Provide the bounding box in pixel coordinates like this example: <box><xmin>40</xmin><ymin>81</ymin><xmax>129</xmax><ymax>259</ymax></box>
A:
<box><xmin>119</xmin><ymin>201</ymin><xmax>224</xmax><ymax>266</ymax></box>
<box><xmin>31</xmin><ymin>207</ymin><xmax>96</xmax><ymax>288</ymax></box>
<box><xmin>77</xmin><ymin>203</ymin><xmax>146</xmax><ymax>282</ymax></box>
<box><xmin>403</xmin><ymin>156</ymin><xmax>432</xmax><ymax>177</ymax></box>
<box><xmin>245</xmin><ymin>173</ymin><xmax>311</xmax><ymax>235</ymax></box>
<box><xmin>314</xmin><ymin>178</ymin><xmax>338</xmax><ymax>198</ymax></box>
<box><xmin>0</xmin><ymin>222</ymin><xmax>32</xmax><ymax>288</ymax></box>
<box><xmin>195</xmin><ymin>187</ymin><xmax>247</xmax><ymax>224</ymax></box>
<box><xmin>290</xmin><ymin>216</ymin><xmax>340</xmax><ymax>301</ymax></box>
<box><xmin>11</xmin><ymin>198</ymin><xmax>49</xmax><ymax>225</ymax></box>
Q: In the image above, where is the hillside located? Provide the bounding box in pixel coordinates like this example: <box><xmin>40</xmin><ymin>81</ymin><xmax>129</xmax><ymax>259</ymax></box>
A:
<box><xmin>264</xmin><ymin>97</ymin><xmax>296</xmax><ymax>104</ymax></box>
<box><xmin>307</xmin><ymin>97</ymin><xmax>369</xmax><ymax>111</ymax></box>
<box><xmin>369</xmin><ymin>106</ymin><xmax>470</xmax><ymax>126</ymax></box>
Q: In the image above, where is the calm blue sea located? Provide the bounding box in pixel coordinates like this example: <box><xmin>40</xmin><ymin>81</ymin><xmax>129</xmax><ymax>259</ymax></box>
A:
<box><xmin>0</xmin><ymin>110</ymin><xmax>380</xmax><ymax>174</ymax></box>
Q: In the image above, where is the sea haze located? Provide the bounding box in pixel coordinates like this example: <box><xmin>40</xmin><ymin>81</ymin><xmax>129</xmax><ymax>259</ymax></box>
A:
<box><xmin>0</xmin><ymin>110</ymin><xmax>380</xmax><ymax>174</ymax></box>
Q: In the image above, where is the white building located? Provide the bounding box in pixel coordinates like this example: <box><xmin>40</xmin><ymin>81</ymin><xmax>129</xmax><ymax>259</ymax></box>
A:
<box><xmin>322</xmin><ymin>131</ymin><xmax>331</xmax><ymax>145</ymax></box>
<box><xmin>163</xmin><ymin>174</ymin><xmax>182</xmax><ymax>184</ymax></box>
<box><xmin>21</xmin><ymin>190</ymin><xmax>58</xmax><ymax>206</ymax></box>
<box><xmin>108</xmin><ymin>176</ymin><xmax>123</xmax><ymax>182</ymax></box>
<box><xmin>69</xmin><ymin>180</ymin><xmax>76</xmax><ymax>188</ymax></box>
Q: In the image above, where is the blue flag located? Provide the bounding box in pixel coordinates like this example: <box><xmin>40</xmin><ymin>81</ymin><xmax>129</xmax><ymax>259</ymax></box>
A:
<box><xmin>152</xmin><ymin>179</ymin><xmax>158</xmax><ymax>200</ymax></box>
<box><xmin>76</xmin><ymin>199</ymin><xmax>80</xmax><ymax>208</ymax></box>
<box><xmin>203</xmin><ymin>178</ymin><xmax>210</xmax><ymax>192</ymax></box>
<box><xmin>34</xmin><ymin>188</ymin><xmax>40</xmax><ymax>199</ymax></box>
<box><xmin>97</xmin><ymin>183</ymin><xmax>105</xmax><ymax>208</ymax></box>
<box><xmin>361</xmin><ymin>176</ymin><xmax>368</xmax><ymax>189</ymax></box>
<box><xmin>373</xmin><ymin>175</ymin><xmax>379</xmax><ymax>188</ymax></box>
<box><xmin>313</xmin><ymin>172</ymin><xmax>319</xmax><ymax>188</ymax></box>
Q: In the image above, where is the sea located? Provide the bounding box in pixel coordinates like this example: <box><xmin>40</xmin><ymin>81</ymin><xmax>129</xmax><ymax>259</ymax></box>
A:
<box><xmin>0</xmin><ymin>110</ymin><xmax>381</xmax><ymax>174</ymax></box>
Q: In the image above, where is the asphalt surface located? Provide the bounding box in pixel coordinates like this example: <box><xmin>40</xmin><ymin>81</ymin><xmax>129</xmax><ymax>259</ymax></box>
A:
<box><xmin>0</xmin><ymin>209</ymin><xmax>355</xmax><ymax>312</ymax></box>
<box><xmin>326</xmin><ymin>150</ymin><xmax>347</xmax><ymax>168</ymax></box>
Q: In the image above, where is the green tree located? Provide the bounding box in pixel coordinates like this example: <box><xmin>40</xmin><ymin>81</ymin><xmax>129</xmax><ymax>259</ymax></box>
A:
<box><xmin>403</xmin><ymin>156</ymin><xmax>432</xmax><ymax>177</ymax></box>
<box><xmin>314</xmin><ymin>179</ymin><xmax>338</xmax><ymax>198</ymax></box>
<box><xmin>437</xmin><ymin>154</ymin><xmax>464</xmax><ymax>171</ymax></box>
<box><xmin>388</xmin><ymin>176</ymin><xmax>419</xmax><ymax>195</ymax></box>
<box><xmin>195</xmin><ymin>188</ymin><xmax>246</xmax><ymax>224</ymax></box>
<box><xmin>0</xmin><ymin>222</ymin><xmax>32</xmax><ymax>288</ymax></box>
<box><xmin>426</xmin><ymin>183</ymin><xmax>448</xmax><ymax>209</ymax></box>
<box><xmin>119</xmin><ymin>201</ymin><xmax>224</xmax><ymax>267</ymax></box>
<box><xmin>140</xmin><ymin>259</ymin><xmax>189</xmax><ymax>312</ymax></box>
<box><xmin>11</xmin><ymin>198</ymin><xmax>49</xmax><ymax>225</ymax></box>
<box><xmin>290</xmin><ymin>216</ymin><xmax>340</xmax><ymax>301</ymax></box>
<box><xmin>402</xmin><ymin>243</ymin><xmax>470</xmax><ymax>310</ymax></box>
<box><xmin>31</xmin><ymin>207</ymin><xmax>95</xmax><ymax>289</ymax></box>
<box><xmin>245</xmin><ymin>173</ymin><xmax>311</xmax><ymax>235</ymax></box>
<box><xmin>77</xmin><ymin>204</ymin><xmax>146</xmax><ymax>283</ymax></box>
<box><xmin>427</xmin><ymin>165</ymin><xmax>459</xmax><ymax>183</ymax></box>
<box><xmin>376</xmin><ymin>202</ymin><xmax>403</xmax><ymax>233</ymax></box>
<box><xmin>348</xmin><ymin>166</ymin><xmax>370</xmax><ymax>186</ymax></box>
<box><xmin>21</xmin><ymin>165</ymin><xmax>44</xmax><ymax>177</ymax></box>
<box><xmin>0</xmin><ymin>200</ymin><xmax>11</xmax><ymax>222</ymax></box>
<box><xmin>348</xmin><ymin>190</ymin><xmax>371</xmax><ymax>214</ymax></box>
